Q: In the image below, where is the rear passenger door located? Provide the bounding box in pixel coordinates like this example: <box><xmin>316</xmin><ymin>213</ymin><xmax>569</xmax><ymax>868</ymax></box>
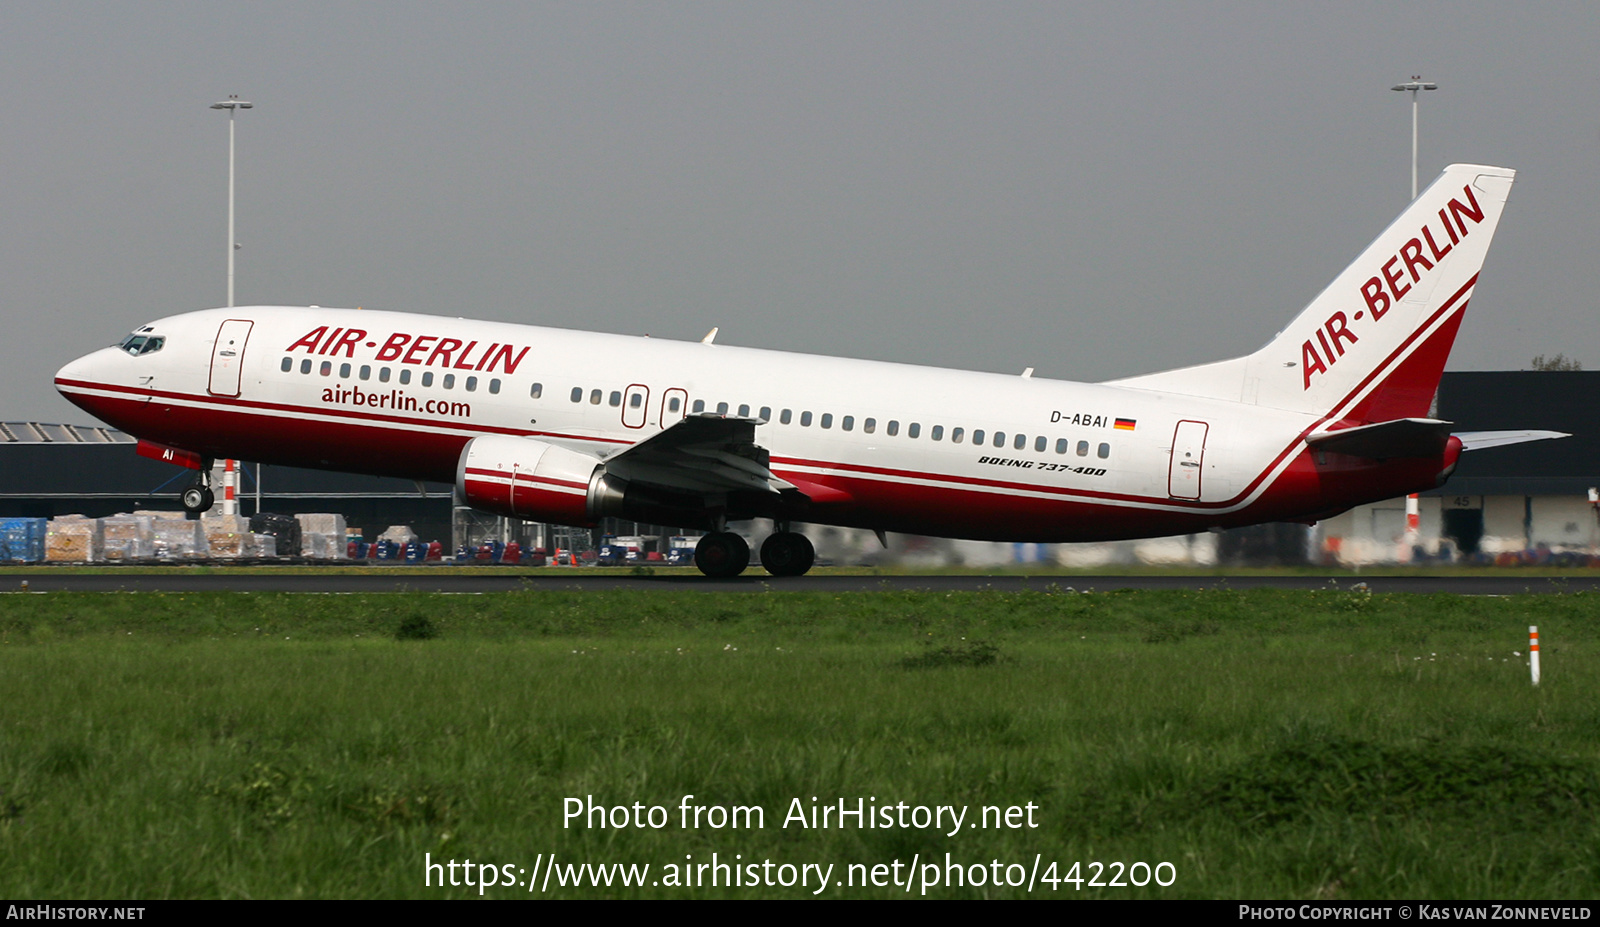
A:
<box><xmin>1168</xmin><ymin>420</ymin><xmax>1208</xmax><ymax>499</ymax></box>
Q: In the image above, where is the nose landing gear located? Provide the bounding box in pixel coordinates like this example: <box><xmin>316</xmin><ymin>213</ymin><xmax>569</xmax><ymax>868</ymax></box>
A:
<box><xmin>181</xmin><ymin>461</ymin><xmax>216</xmax><ymax>514</ymax></box>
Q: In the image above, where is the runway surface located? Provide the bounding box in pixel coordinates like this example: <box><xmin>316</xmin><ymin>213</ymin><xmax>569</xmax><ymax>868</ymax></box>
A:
<box><xmin>8</xmin><ymin>571</ymin><xmax>1600</xmax><ymax>595</ymax></box>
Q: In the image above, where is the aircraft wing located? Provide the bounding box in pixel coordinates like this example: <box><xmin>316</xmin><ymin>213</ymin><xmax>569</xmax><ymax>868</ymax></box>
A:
<box><xmin>599</xmin><ymin>414</ymin><xmax>796</xmax><ymax>495</ymax></box>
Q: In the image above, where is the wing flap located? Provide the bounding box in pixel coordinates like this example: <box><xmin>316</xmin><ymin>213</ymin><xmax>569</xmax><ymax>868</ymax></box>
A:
<box><xmin>601</xmin><ymin>414</ymin><xmax>794</xmax><ymax>496</ymax></box>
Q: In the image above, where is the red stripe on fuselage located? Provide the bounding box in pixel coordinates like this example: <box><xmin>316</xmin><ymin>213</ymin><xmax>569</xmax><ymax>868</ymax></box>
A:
<box><xmin>58</xmin><ymin>278</ymin><xmax>1473</xmax><ymax>535</ymax></box>
<box><xmin>54</xmin><ymin>377</ymin><xmax>628</xmax><ymax>445</ymax></box>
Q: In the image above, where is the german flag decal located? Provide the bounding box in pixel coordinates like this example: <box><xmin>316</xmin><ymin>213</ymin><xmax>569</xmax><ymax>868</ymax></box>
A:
<box><xmin>1114</xmin><ymin>418</ymin><xmax>1137</xmax><ymax>431</ymax></box>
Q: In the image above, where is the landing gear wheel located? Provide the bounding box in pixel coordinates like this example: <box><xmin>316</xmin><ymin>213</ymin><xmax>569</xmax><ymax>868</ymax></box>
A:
<box><xmin>181</xmin><ymin>485</ymin><xmax>215</xmax><ymax>514</ymax></box>
<box><xmin>694</xmin><ymin>532</ymin><xmax>750</xmax><ymax>578</ymax></box>
<box><xmin>760</xmin><ymin>531</ymin><xmax>815</xmax><ymax>577</ymax></box>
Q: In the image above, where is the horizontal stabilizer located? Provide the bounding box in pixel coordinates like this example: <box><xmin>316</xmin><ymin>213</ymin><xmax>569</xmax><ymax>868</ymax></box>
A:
<box><xmin>1454</xmin><ymin>430</ymin><xmax>1570</xmax><ymax>451</ymax></box>
<box><xmin>1306</xmin><ymin>418</ymin><xmax>1454</xmax><ymax>458</ymax></box>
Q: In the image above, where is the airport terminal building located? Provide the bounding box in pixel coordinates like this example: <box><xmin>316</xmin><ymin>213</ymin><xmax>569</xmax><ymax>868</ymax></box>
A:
<box><xmin>1325</xmin><ymin>371</ymin><xmax>1600</xmax><ymax>565</ymax></box>
<box><xmin>0</xmin><ymin>422</ymin><xmax>457</xmax><ymax>548</ymax></box>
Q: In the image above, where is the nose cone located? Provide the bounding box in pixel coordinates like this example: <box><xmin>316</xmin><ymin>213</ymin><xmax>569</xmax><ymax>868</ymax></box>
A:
<box><xmin>55</xmin><ymin>346</ymin><xmax>122</xmax><ymax>420</ymax></box>
<box><xmin>56</xmin><ymin>352</ymin><xmax>96</xmax><ymax>394</ymax></box>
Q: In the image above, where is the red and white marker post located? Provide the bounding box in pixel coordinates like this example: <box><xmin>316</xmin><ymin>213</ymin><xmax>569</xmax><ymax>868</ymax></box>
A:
<box><xmin>223</xmin><ymin>458</ymin><xmax>237</xmax><ymax>516</ymax></box>
<box><xmin>1529</xmin><ymin>626</ymin><xmax>1541</xmax><ymax>686</ymax></box>
<box><xmin>1402</xmin><ymin>493</ymin><xmax>1420</xmax><ymax>562</ymax></box>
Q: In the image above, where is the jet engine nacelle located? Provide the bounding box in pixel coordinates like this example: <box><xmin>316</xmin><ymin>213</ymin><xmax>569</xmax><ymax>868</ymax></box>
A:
<box><xmin>456</xmin><ymin>436</ymin><xmax>626</xmax><ymax>527</ymax></box>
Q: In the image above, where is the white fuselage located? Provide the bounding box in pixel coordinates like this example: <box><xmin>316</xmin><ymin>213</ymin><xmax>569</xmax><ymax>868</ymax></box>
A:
<box><xmin>55</xmin><ymin>305</ymin><xmax>1441</xmax><ymax>542</ymax></box>
<box><xmin>53</xmin><ymin>165</ymin><xmax>1520</xmax><ymax>546</ymax></box>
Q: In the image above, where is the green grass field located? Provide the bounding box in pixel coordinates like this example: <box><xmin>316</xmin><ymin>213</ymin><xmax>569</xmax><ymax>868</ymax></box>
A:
<box><xmin>1</xmin><ymin>587</ymin><xmax>1595</xmax><ymax>899</ymax></box>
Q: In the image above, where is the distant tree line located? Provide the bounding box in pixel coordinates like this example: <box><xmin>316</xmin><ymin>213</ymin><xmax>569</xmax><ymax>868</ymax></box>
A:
<box><xmin>1530</xmin><ymin>353</ymin><xmax>1583</xmax><ymax>371</ymax></box>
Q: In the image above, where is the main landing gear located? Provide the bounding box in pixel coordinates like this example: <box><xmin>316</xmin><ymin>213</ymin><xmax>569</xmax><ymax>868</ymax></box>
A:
<box><xmin>181</xmin><ymin>462</ymin><xmax>216</xmax><ymax>514</ymax></box>
<box><xmin>692</xmin><ymin>530</ymin><xmax>816</xmax><ymax>578</ymax></box>
<box><xmin>693</xmin><ymin>532</ymin><xmax>749</xmax><ymax>579</ymax></box>
<box><xmin>759</xmin><ymin>531</ymin><xmax>815</xmax><ymax>577</ymax></box>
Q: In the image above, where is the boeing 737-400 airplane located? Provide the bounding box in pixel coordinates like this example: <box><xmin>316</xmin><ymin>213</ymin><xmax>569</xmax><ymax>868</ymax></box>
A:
<box><xmin>56</xmin><ymin>163</ymin><xmax>1561</xmax><ymax>576</ymax></box>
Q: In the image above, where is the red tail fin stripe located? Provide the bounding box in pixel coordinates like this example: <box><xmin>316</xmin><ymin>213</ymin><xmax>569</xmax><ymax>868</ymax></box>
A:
<box><xmin>1315</xmin><ymin>273</ymin><xmax>1477</xmax><ymax>427</ymax></box>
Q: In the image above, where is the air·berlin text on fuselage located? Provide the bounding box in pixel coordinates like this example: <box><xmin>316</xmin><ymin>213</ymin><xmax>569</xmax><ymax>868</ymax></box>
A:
<box><xmin>1299</xmin><ymin>181</ymin><xmax>1486</xmax><ymax>390</ymax></box>
<box><xmin>286</xmin><ymin>326</ymin><xmax>531</xmax><ymax>375</ymax></box>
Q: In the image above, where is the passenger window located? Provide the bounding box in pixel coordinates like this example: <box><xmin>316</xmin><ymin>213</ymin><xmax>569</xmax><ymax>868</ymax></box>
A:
<box><xmin>801</xmin><ymin>411</ymin><xmax>813</xmax><ymax>426</ymax></box>
<box><xmin>280</xmin><ymin>357</ymin><xmax>292</xmax><ymax>372</ymax></box>
<box><xmin>716</xmin><ymin>402</ymin><xmax>729</xmax><ymax>415</ymax></box>
<box><xmin>422</xmin><ymin>371</ymin><xmax>434</xmax><ymax>387</ymax></box>
<box><xmin>821</xmin><ymin>413</ymin><xmax>833</xmax><ymax>429</ymax></box>
<box><xmin>1077</xmin><ymin>441</ymin><xmax>1089</xmax><ymax>456</ymax></box>
<box><xmin>780</xmin><ymin>409</ymin><xmax>792</xmax><ymax>424</ymax></box>
<box><xmin>631</xmin><ymin>393</ymin><xmax>643</xmax><ymax>408</ymax></box>
<box><xmin>952</xmin><ymin>428</ymin><xmax>964</xmax><ymax>444</ymax></box>
<box><xmin>301</xmin><ymin>359</ymin><xmax>312</xmax><ymax>374</ymax></box>
<box><xmin>379</xmin><ymin>367</ymin><xmax>391</xmax><ymax>383</ymax></box>
<box><xmin>590</xmin><ymin>389</ymin><xmax>602</xmax><ymax>405</ymax></box>
<box><xmin>692</xmin><ymin>399</ymin><xmax>705</xmax><ymax>413</ymax></box>
<box><xmin>339</xmin><ymin>363</ymin><xmax>352</xmax><ymax>378</ymax></box>
<box><xmin>443</xmin><ymin>374</ymin><xmax>456</xmax><ymax>389</ymax></box>
<box><xmin>993</xmin><ymin>432</ymin><xmax>1005</xmax><ymax>448</ymax></box>
<box><xmin>738</xmin><ymin>404</ymin><xmax>750</xmax><ymax>417</ymax></box>
<box><xmin>887</xmin><ymin>420</ymin><xmax>898</xmax><ymax>436</ymax></box>
<box><xmin>1098</xmin><ymin>443</ymin><xmax>1110</xmax><ymax>459</ymax></box>
<box><xmin>668</xmin><ymin>397</ymin><xmax>682</xmax><ymax>413</ymax></box>
<box><xmin>320</xmin><ymin>361</ymin><xmax>332</xmax><ymax>376</ymax></box>
<box><xmin>489</xmin><ymin>379</ymin><xmax>500</xmax><ymax>394</ymax></box>
<box><xmin>929</xmin><ymin>425</ymin><xmax>940</xmax><ymax>440</ymax></box>
<box><xmin>571</xmin><ymin>387</ymin><xmax>583</xmax><ymax>403</ymax></box>
<box><xmin>759</xmin><ymin>406</ymin><xmax>771</xmax><ymax>422</ymax></box>
<box><xmin>1034</xmin><ymin>435</ymin><xmax>1046</xmax><ymax>452</ymax></box>
<box><xmin>359</xmin><ymin>365</ymin><xmax>371</xmax><ymax>381</ymax></box>
<box><xmin>399</xmin><ymin>369</ymin><xmax>411</xmax><ymax>385</ymax></box>
<box><xmin>1016</xmin><ymin>434</ymin><xmax>1028</xmax><ymax>450</ymax></box>
<box><xmin>464</xmin><ymin>376</ymin><xmax>477</xmax><ymax>392</ymax></box>
<box><xmin>864</xmin><ymin>418</ymin><xmax>875</xmax><ymax>434</ymax></box>
<box><xmin>530</xmin><ymin>382</ymin><xmax>542</xmax><ymax>399</ymax></box>
<box><xmin>842</xmin><ymin>416</ymin><xmax>854</xmax><ymax>431</ymax></box>
<box><xmin>1056</xmin><ymin>438</ymin><xmax>1068</xmax><ymax>454</ymax></box>
<box><xmin>972</xmin><ymin>429</ymin><xmax>983</xmax><ymax>445</ymax></box>
<box><xmin>609</xmin><ymin>391</ymin><xmax>622</xmax><ymax>407</ymax></box>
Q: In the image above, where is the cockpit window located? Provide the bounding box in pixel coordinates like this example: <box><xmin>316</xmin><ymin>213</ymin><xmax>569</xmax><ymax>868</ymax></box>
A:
<box><xmin>118</xmin><ymin>333</ymin><xmax>165</xmax><ymax>356</ymax></box>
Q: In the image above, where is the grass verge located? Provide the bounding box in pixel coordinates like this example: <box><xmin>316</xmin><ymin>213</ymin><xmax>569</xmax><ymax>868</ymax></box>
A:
<box><xmin>0</xmin><ymin>587</ymin><xmax>1594</xmax><ymax>898</ymax></box>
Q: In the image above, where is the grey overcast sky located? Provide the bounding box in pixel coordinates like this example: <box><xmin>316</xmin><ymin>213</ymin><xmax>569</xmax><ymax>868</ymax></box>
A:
<box><xmin>7</xmin><ymin>1</ymin><xmax>1598</xmax><ymax>424</ymax></box>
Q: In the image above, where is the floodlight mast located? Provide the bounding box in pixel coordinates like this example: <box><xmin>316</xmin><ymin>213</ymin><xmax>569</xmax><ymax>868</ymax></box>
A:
<box><xmin>1390</xmin><ymin>76</ymin><xmax>1436</xmax><ymax>560</ymax></box>
<box><xmin>1391</xmin><ymin>77</ymin><xmax>1437</xmax><ymax>200</ymax></box>
<box><xmin>209</xmin><ymin>96</ymin><xmax>252</xmax><ymax>517</ymax></box>
<box><xmin>209</xmin><ymin>96</ymin><xmax>252</xmax><ymax>307</ymax></box>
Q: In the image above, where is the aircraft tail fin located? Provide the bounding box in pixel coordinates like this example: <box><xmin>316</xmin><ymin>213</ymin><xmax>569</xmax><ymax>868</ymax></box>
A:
<box><xmin>1109</xmin><ymin>164</ymin><xmax>1516</xmax><ymax>424</ymax></box>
